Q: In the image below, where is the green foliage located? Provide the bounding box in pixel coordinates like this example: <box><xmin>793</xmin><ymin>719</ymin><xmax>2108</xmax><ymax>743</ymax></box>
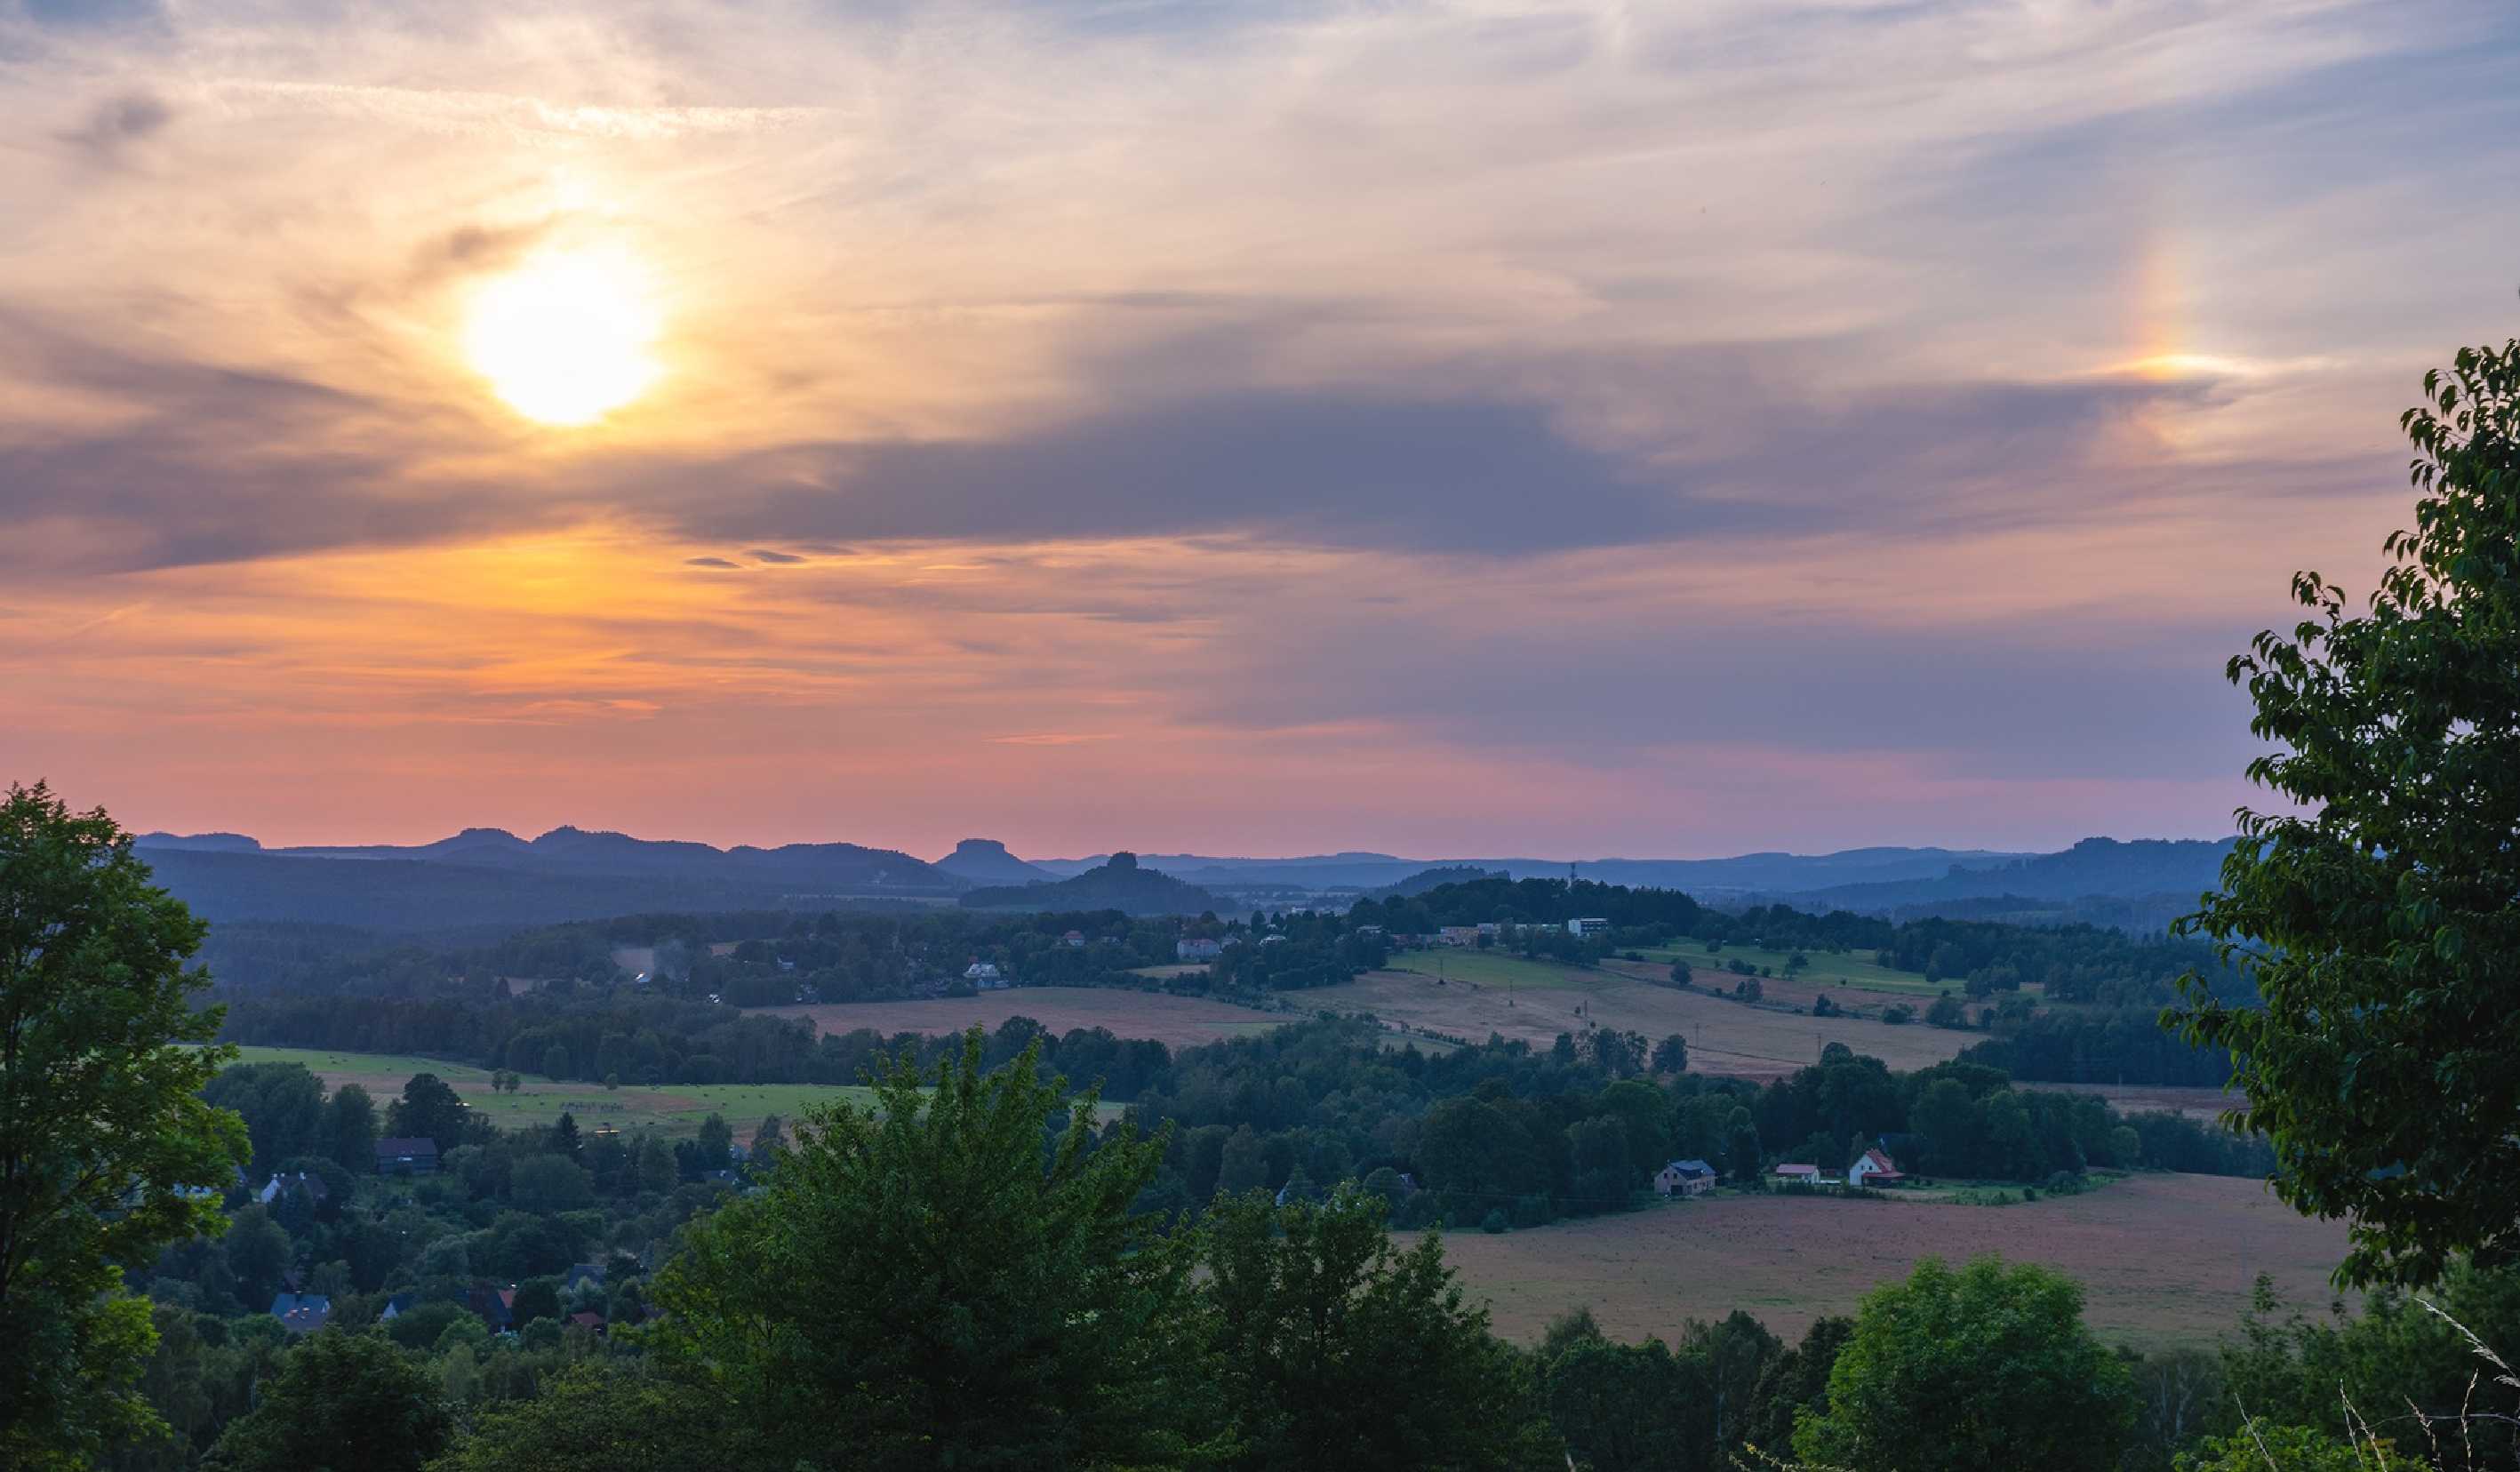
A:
<box><xmin>0</xmin><ymin>782</ymin><xmax>249</xmax><ymax>1470</ymax></box>
<box><xmin>651</xmin><ymin>1027</ymin><xmax>1222</xmax><ymax>1469</ymax></box>
<box><xmin>1548</xmin><ymin>1337</ymin><xmax>1705</xmax><ymax>1471</ymax></box>
<box><xmin>1204</xmin><ymin>1188</ymin><xmax>1557</xmax><ymax>1471</ymax></box>
<box><xmin>2220</xmin><ymin>1262</ymin><xmax>2520</xmax><ymax>1462</ymax></box>
<box><xmin>2173</xmin><ymin>337</ymin><xmax>2520</xmax><ymax>1287</ymax></box>
<box><xmin>425</xmin><ymin>1364</ymin><xmax>726</xmax><ymax>1472</ymax></box>
<box><xmin>386</xmin><ymin>1074</ymin><xmax>469</xmax><ymax>1153</ymax></box>
<box><xmin>205</xmin><ymin>1332</ymin><xmax>451</xmax><ymax>1471</ymax></box>
<box><xmin>1793</xmin><ymin>1257</ymin><xmax>2133</xmax><ymax>1472</ymax></box>
<box><xmin>2172</xmin><ymin>1423</ymin><xmax>2425</xmax><ymax>1471</ymax></box>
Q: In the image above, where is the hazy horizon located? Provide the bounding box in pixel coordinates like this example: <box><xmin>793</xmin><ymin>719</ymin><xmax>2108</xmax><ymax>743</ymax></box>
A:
<box><xmin>118</xmin><ymin>811</ymin><xmax>2223</xmax><ymax>865</ymax></box>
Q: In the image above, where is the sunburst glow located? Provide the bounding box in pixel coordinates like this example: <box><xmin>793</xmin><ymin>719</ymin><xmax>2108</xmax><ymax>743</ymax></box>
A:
<box><xmin>463</xmin><ymin>245</ymin><xmax>661</xmax><ymax>426</ymax></box>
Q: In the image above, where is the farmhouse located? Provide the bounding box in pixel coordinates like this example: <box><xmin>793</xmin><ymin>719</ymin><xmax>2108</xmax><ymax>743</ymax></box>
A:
<box><xmin>1177</xmin><ymin>938</ymin><xmax>1225</xmax><ymax>962</ymax></box>
<box><xmin>1654</xmin><ymin>1159</ymin><xmax>1718</xmax><ymax>1197</ymax></box>
<box><xmin>1848</xmin><ymin>1148</ymin><xmax>1906</xmax><ymax>1188</ymax></box>
<box><xmin>963</xmin><ymin>961</ymin><xmax>1005</xmax><ymax>987</ymax></box>
<box><xmin>375</xmin><ymin>1137</ymin><xmax>439</xmax><ymax>1175</ymax></box>
<box><xmin>1772</xmin><ymin>1164</ymin><xmax>1822</xmax><ymax>1184</ymax></box>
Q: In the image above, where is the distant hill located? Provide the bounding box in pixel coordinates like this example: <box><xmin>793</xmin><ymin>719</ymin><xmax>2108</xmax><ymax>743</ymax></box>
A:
<box><xmin>960</xmin><ymin>852</ymin><xmax>1222</xmax><ymax>916</ymax></box>
<box><xmin>1030</xmin><ymin>847</ymin><xmax>2025</xmax><ymax>892</ymax></box>
<box><xmin>1779</xmin><ymin>837</ymin><xmax>2238</xmax><ymax>916</ymax></box>
<box><xmin>1365</xmin><ymin>865</ymin><xmax>1507</xmax><ymax>900</ymax></box>
<box><xmin>1033</xmin><ymin>852</ymin><xmax>1422</xmax><ymax>888</ymax></box>
<box><xmin>134</xmin><ymin>831</ymin><xmax>264</xmax><ymax>853</ymax></box>
<box><xmin>131</xmin><ymin>824</ymin><xmax>965</xmax><ymax>932</ymax></box>
<box><xmin>934</xmin><ymin>838</ymin><xmax>1056</xmax><ymax>884</ymax></box>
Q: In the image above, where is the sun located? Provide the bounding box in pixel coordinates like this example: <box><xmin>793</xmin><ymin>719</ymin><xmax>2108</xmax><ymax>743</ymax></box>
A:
<box><xmin>463</xmin><ymin>244</ymin><xmax>661</xmax><ymax>426</ymax></box>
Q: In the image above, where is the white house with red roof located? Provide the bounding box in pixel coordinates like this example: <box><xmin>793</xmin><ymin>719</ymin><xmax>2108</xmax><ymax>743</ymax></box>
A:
<box><xmin>1848</xmin><ymin>1148</ymin><xmax>1906</xmax><ymax>1188</ymax></box>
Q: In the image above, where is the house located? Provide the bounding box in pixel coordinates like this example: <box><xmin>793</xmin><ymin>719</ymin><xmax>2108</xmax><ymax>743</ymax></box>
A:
<box><xmin>1848</xmin><ymin>1148</ymin><xmax>1906</xmax><ymax>1188</ymax></box>
<box><xmin>257</xmin><ymin>1171</ymin><xmax>330</xmax><ymax>1208</ymax></box>
<box><xmin>1653</xmin><ymin>1159</ymin><xmax>1719</xmax><ymax>1197</ymax></box>
<box><xmin>1177</xmin><ymin>938</ymin><xmax>1224</xmax><ymax>962</ymax></box>
<box><xmin>1436</xmin><ymin>926</ymin><xmax>1481</xmax><ymax>947</ymax></box>
<box><xmin>1259</xmin><ymin>933</ymin><xmax>1287</xmax><ymax>946</ymax></box>
<box><xmin>963</xmin><ymin>961</ymin><xmax>1003</xmax><ymax>986</ymax></box>
<box><xmin>566</xmin><ymin>1310</ymin><xmax>608</xmax><ymax>1336</ymax></box>
<box><xmin>268</xmin><ymin>1292</ymin><xmax>332</xmax><ymax>1335</ymax></box>
<box><xmin>1565</xmin><ymin>917</ymin><xmax>1611</xmax><ymax>939</ymax></box>
<box><xmin>380</xmin><ymin>1293</ymin><xmax>417</xmax><ymax>1322</ymax></box>
<box><xmin>1063</xmin><ymin>930</ymin><xmax>1087</xmax><ymax>948</ymax></box>
<box><xmin>1354</xmin><ymin>924</ymin><xmax>1384</xmax><ymax>940</ymax></box>
<box><xmin>376</xmin><ymin>1137</ymin><xmax>439</xmax><ymax>1175</ymax></box>
<box><xmin>1772</xmin><ymin>1164</ymin><xmax>1822</xmax><ymax>1184</ymax></box>
<box><xmin>468</xmin><ymin>1283</ymin><xmax>516</xmax><ymax>1333</ymax></box>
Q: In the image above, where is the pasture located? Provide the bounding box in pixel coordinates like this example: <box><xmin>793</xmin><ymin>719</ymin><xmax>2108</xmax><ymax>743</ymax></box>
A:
<box><xmin>1316</xmin><ymin>959</ymin><xmax>1972</xmax><ymax>1078</ymax></box>
<box><xmin>753</xmin><ymin>987</ymin><xmax>1290</xmax><ymax>1051</ymax></box>
<box><xmin>221</xmin><ymin>1044</ymin><xmax>878</xmax><ymax>1138</ymax></box>
<box><xmin>1439</xmin><ymin>1171</ymin><xmax>2348</xmax><ymax>1352</ymax></box>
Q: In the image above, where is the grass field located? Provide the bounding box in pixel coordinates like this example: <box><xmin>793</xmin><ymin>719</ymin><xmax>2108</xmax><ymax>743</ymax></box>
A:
<box><xmin>1438</xmin><ymin>1171</ymin><xmax>2346</xmax><ymax>1352</ymax></box>
<box><xmin>1634</xmin><ymin>939</ymin><xmax>2037</xmax><ymax>1007</ymax></box>
<box><xmin>1318</xmin><ymin>958</ymin><xmax>1972</xmax><ymax>1077</ymax></box>
<box><xmin>223</xmin><ymin>1045</ymin><xmax>880</xmax><ymax>1138</ymax></box>
<box><xmin>753</xmin><ymin>988</ymin><xmax>1292</xmax><ymax>1051</ymax></box>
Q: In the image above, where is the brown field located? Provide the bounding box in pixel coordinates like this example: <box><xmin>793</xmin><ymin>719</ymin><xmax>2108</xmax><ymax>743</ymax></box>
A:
<box><xmin>2021</xmin><ymin>1081</ymin><xmax>2244</xmax><ymax>1121</ymax></box>
<box><xmin>754</xmin><ymin>988</ymin><xmax>1291</xmax><ymax>1050</ymax></box>
<box><xmin>1313</xmin><ymin>967</ymin><xmax>1972</xmax><ymax>1079</ymax></box>
<box><xmin>1438</xmin><ymin>1172</ymin><xmax>2346</xmax><ymax>1352</ymax></box>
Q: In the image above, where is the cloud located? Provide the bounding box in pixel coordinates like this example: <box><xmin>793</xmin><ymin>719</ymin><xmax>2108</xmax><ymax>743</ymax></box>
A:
<box><xmin>683</xmin><ymin>556</ymin><xmax>740</xmax><ymax>569</ymax></box>
<box><xmin>53</xmin><ymin>92</ymin><xmax>172</xmax><ymax>161</ymax></box>
<box><xmin>649</xmin><ymin>366</ymin><xmax>2213</xmax><ymax>556</ymax></box>
<box><xmin>746</xmin><ymin>548</ymin><xmax>807</xmax><ymax>564</ymax></box>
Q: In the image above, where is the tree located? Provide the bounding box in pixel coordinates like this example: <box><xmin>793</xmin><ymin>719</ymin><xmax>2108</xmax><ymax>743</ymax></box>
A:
<box><xmin>385</xmin><ymin>1075</ymin><xmax>467</xmax><ymax>1153</ymax></box>
<box><xmin>205</xmin><ymin>1331</ymin><xmax>451</xmax><ymax>1472</ymax></box>
<box><xmin>1205</xmin><ymin>1187</ymin><xmax>1557</xmax><ymax>1471</ymax></box>
<box><xmin>2172</xmin><ymin>337</ymin><xmax>2520</xmax><ymax>1287</ymax></box>
<box><xmin>325</xmin><ymin>1084</ymin><xmax>379</xmax><ymax>1175</ymax></box>
<box><xmin>202</xmin><ymin>1063</ymin><xmax>326</xmax><ymax>1171</ymax></box>
<box><xmin>692</xmin><ymin>1113</ymin><xmax>732</xmax><ymax>1173</ymax></box>
<box><xmin>426</xmin><ymin>1364</ymin><xmax>727</xmax><ymax>1472</ymax></box>
<box><xmin>548</xmin><ymin>1111</ymin><xmax>582</xmax><ymax>1164</ymax></box>
<box><xmin>2172</xmin><ymin>1424</ymin><xmax>2424</xmax><ymax>1471</ymax></box>
<box><xmin>1793</xmin><ymin>1256</ymin><xmax>2132</xmax><ymax>1472</ymax></box>
<box><xmin>632</xmin><ymin>1134</ymin><xmax>675</xmax><ymax>1195</ymax></box>
<box><xmin>1214</xmin><ymin>1124</ymin><xmax>1269</xmax><ymax>1199</ymax></box>
<box><xmin>508</xmin><ymin>1154</ymin><xmax>594</xmax><ymax>1212</ymax></box>
<box><xmin>1544</xmin><ymin>1337</ymin><xmax>1697</xmax><ymax>1472</ymax></box>
<box><xmin>0</xmin><ymin>782</ymin><xmax>248</xmax><ymax>1469</ymax></box>
<box><xmin>1651</xmin><ymin>1034</ymin><xmax>1688</xmax><ymax>1075</ymax></box>
<box><xmin>1668</xmin><ymin>960</ymin><xmax>1692</xmax><ymax>989</ymax></box>
<box><xmin>650</xmin><ymin>1028</ymin><xmax>1223</xmax><ymax>1469</ymax></box>
<box><xmin>221</xmin><ymin>1206</ymin><xmax>292</xmax><ymax>1308</ymax></box>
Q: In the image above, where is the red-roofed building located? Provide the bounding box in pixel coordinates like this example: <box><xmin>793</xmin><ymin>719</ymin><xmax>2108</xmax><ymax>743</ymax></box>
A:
<box><xmin>1849</xmin><ymin>1148</ymin><xmax>1906</xmax><ymax>1188</ymax></box>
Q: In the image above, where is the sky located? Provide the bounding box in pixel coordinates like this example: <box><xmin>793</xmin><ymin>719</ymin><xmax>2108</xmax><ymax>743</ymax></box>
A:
<box><xmin>4</xmin><ymin>0</ymin><xmax>2517</xmax><ymax>860</ymax></box>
